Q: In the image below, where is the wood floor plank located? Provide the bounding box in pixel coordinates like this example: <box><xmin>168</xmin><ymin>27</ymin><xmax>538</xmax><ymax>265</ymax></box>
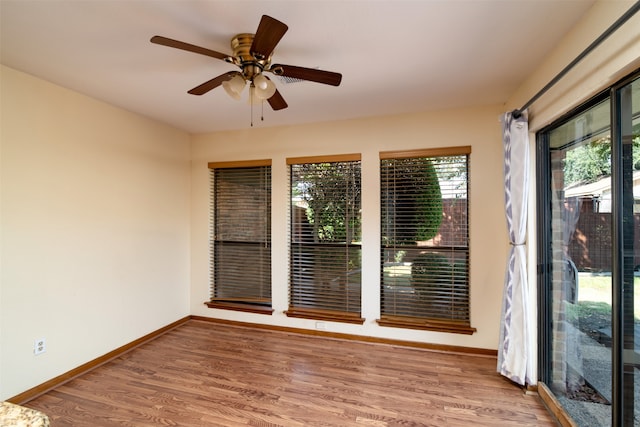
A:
<box><xmin>25</xmin><ymin>320</ymin><xmax>556</xmax><ymax>426</ymax></box>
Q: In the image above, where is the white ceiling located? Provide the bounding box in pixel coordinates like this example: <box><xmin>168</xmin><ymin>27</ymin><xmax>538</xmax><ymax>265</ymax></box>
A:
<box><xmin>0</xmin><ymin>0</ymin><xmax>596</xmax><ymax>134</ymax></box>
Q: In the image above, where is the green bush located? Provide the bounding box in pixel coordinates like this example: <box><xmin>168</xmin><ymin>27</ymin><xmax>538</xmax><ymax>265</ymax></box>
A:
<box><xmin>411</xmin><ymin>252</ymin><xmax>468</xmax><ymax>319</ymax></box>
<box><xmin>411</xmin><ymin>253</ymin><xmax>450</xmax><ymax>287</ymax></box>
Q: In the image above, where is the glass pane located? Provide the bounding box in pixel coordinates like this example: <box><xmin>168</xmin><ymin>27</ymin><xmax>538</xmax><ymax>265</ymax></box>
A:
<box><xmin>548</xmin><ymin>99</ymin><xmax>613</xmax><ymax>426</ymax></box>
<box><xmin>290</xmin><ymin>245</ymin><xmax>361</xmax><ymax>312</ymax></box>
<box><xmin>214</xmin><ymin>242</ymin><xmax>271</xmax><ymax>301</ymax></box>
<box><xmin>617</xmin><ymin>75</ymin><xmax>639</xmax><ymax>425</ymax></box>
<box><xmin>381</xmin><ymin>247</ymin><xmax>468</xmax><ymax>320</ymax></box>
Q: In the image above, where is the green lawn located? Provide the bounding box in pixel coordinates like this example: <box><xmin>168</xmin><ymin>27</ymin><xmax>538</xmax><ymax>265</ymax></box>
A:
<box><xmin>578</xmin><ymin>274</ymin><xmax>640</xmax><ymax>319</ymax></box>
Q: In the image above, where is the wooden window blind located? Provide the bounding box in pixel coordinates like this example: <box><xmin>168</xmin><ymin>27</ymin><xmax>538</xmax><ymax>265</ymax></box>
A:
<box><xmin>206</xmin><ymin>160</ymin><xmax>272</xmax><ymax>314</ymax></box>
<box><xmin>286</xmin><ymin>155</ymin><xmax>364</xmax><ymax>324</ymax></box>
<box><xmin>378</xmin><ymin>147</ymin><xmax>475</xmax><ymax>334</ymax></box>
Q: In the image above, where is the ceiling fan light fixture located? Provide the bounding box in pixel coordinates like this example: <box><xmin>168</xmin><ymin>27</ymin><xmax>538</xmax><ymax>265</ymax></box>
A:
<box><xmin>253</xmin><ymin>74</ymin><xmax>276</xmax><ymax>100</ymax></box>
<box><xmin>222</xmin><ymin>74</ymin><xmax>246</xmax><ymax>100</ymax></box>
<box><xmin>247</xmin><ymin>84</ymin><xmax>264</xmax><ymax>105</ymax></box>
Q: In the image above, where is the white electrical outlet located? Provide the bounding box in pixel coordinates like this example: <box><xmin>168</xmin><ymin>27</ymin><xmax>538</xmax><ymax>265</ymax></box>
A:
<box><xmin>34</xmin><ymin>338</ymin><xmax>46</xmax><ymax>355</ymax></box>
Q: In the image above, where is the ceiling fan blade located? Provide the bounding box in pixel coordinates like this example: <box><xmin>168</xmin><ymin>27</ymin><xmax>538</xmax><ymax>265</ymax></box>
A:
<box><xmin>269</xmin><ymin>64</ymin><xmax>342</xmax><ymax>86</ymax></box>
<box><xmin>250</xmin><ymin>15</ymin><xmax>288</xmax><ymax>59</ymax></box>
<box><xmin>188</xmin><ymin>71</ymin><xmax>238</xmax><ymax>95</ymax></box>
<box><xmin>267</xmin><ymin>88</ymin><xmax>288</xmax><ymax>111</ymax></box>
<box><xmin>151</xmin><ymin>35</ymin><xmax>229</xmax><ymax>61</ymax></box>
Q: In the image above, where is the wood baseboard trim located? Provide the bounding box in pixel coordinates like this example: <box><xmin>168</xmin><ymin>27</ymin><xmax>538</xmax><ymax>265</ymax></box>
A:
<box><xmin>8</xmin><ymin>316</ymin><xmax>191</xmax><ymax>405</ymax></box>
<box><xmin>538</xmin><ymin>381</ymin><xmax>578</xmax><ymax>427</ymax></box>
<box><xmin>190</xmin><ymin>315</ymin><xmax>497</xmax><ymax>357</ymax></box>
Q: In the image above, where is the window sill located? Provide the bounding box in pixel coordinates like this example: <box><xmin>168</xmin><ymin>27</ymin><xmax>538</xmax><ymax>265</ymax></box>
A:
<box><xmin>377</xmin><ymin>315</ymin><xmax>476</xmax><ymax>335</ymax></box>
<box><xmin>285</xmin><ymin>308</ymin><xmax>365</xmax><ymax>324</ymax></box>
<box><xmin>205</xmin><ymin>301</ymin><xmax>274</xmax><ymax>315</ymax></box>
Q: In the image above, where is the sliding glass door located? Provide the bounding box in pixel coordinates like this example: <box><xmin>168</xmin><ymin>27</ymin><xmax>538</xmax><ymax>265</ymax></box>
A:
<box><xmin>538</xmin><ymin>70</ymin><xmax>639</xmax><ymax>427</ymax></box>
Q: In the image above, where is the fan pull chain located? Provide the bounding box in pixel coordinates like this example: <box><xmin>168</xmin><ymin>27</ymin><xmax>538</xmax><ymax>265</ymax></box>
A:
<box><xmin>250</xmin><ymin>86</ymin><xmax>254</xmax><ymax>127</ymax></box>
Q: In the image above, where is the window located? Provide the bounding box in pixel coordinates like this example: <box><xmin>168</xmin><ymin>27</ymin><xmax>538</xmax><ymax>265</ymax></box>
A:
<box><xmin>286</xmin><ymin>154</ymin><xmax>363</xmax><ymax>324</ymax></box>
<box><xmin>378</xmin><ymin>147</ymin><xmax>474</xmax><ymax>334</ymax></box>
<box><xmin>206</xmin><ymin>160</ymin><xmax>272</xmax><ymax>314</ymax></box>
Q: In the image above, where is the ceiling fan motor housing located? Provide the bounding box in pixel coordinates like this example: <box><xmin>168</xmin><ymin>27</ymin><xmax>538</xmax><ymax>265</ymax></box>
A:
<box><xmin>228</xmin><ymin>33</ymin><xmax>271</xmax><ymax>80</ymax></box>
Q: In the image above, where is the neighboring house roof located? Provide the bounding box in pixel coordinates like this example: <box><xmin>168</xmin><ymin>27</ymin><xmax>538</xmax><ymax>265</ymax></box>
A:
<box><xmin>564</xmin><ymin>170</ymin><xmax>640</xmax><ymax>199</ymax></box>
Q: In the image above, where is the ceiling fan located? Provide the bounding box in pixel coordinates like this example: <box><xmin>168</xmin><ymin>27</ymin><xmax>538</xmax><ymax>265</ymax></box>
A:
<box><xmin>151</xmin><ymin>15</ymin><xmax>342</xmax><ymax>112</ymax></box>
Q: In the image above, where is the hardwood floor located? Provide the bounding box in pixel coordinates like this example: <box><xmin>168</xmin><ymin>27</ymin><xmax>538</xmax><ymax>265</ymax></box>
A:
<box><xmin>25</xmin><ymin>320</ymin><xmax>556</xmax><ymax>426</ymax></box>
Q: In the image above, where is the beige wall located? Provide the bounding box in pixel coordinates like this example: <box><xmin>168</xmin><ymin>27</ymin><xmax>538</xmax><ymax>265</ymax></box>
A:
<box><xmin>0</xmin><ymin>65</ymin><xmax>192</xmax><ymax>400</ymax></box>
<box><xmin>190</xmin><ymin>106</ymin><xmax>509</xmax><ymax>351</ymax></box>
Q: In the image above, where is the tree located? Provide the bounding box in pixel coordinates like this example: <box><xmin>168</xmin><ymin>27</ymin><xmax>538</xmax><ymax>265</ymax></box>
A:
<box><xmin>564</xmin><ymin>134</ymin><xmax>640</xmax><ymax>187</ymax></box>
<box><xmin>416</xmin><ymin>159</ymin><xmax>443</xmax><ymax>242</ymax></box>
<box><xmin>382</xmin><ymin>158</ymin><xmax>443</xmax><ymax>245</ymax></box>
<box><xmin>294</xmin><ymin>162</ymin><xmax>361</xmax><ymax>243</ymax></box>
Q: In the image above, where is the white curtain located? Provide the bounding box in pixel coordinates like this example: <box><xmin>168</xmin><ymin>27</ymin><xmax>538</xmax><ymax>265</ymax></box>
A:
<box><xmin>497</xmin><ymin>111</ymin><xmax>533</xmax><ymax>386</ymax></box>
